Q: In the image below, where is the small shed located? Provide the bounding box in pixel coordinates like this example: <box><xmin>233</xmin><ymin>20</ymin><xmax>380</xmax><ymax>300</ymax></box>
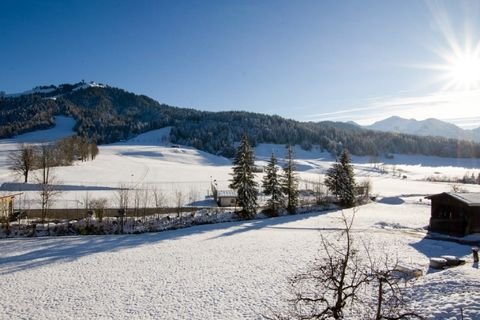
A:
<box><xmin>426</xmin><ymin>192</ymin><xmax>480</xmax><ymax>236</ymax></box>
<box><xmin>216</xmin><ymin>190</ymin><xmax>238</xmax><ymax>207</ymax></box>
<box><xmin>211</xmin><ymin>181</ymin><xmax>238</xmax><ymax>207</ymax></box>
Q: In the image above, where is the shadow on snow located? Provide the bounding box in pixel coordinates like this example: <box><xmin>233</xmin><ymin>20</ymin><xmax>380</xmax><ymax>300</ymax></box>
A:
<box><xmin>0</xmin><ymin>209</ymin><xmax>334</xmax><ymax>275</ymax></box>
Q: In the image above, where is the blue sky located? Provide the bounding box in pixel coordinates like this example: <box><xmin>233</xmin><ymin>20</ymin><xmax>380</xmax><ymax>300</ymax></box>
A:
<box><xmin>1</xmin><ymin>0</ymin><xmax>480</xmax><ymax>127</ymax></box>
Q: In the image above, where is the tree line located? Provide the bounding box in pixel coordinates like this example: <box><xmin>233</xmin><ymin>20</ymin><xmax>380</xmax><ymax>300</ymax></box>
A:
<box><xmin>229</xmin><ymin>135</ymin><xmax>358</xmax><ymax>219</ymax></box>
<box><xmin>9</xmin><ymin>136</ymin><xmax>98</xmax><ymax>183</ymax></box>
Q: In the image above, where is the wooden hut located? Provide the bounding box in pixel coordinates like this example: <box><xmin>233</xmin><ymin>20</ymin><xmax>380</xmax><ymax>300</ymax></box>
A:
<box><xmin>426</xmin><ymin>192</ymin><xmax>480</xmax><ymax>236</ymax></box>
<box><xmin>215</xmin><ymin>190</ymin><xmax>238</xmax><ymax>207</ymax></box>
<box><xmin>211</xmin><ymin>182</ymin><xmax>237</xmax><ymax>207</ymax></box>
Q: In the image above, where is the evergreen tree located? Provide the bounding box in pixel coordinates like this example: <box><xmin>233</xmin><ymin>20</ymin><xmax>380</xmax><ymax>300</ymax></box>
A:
<box><xmin>262</xmin><ymin>153</ymin><xmax>284</xmax><ymax>216</ymax></box>
<box><xmin>282</xmin><ymin>145</ymin><xmax>299</xmax><ymax>214</ymax></box>
<box><xmin>229</xmin><ymin>135</ymin><xmax>258</xmax><ymax>219</ymax></box>
<box><xmin>325</xmin><ymin>149</ymin><xmax>356</xmax><ymax>207</ymax></box>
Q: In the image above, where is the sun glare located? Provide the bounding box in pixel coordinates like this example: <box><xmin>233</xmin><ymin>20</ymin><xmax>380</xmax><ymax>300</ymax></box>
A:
<box><xmin>446</xmin><ymin>51</ymin><xmax>480</xmax><ymax>90</ymax></box>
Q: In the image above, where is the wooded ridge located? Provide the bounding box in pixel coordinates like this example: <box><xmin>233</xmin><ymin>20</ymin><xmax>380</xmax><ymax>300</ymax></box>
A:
<box><xmin>2</xmin><ymin>82</ymin><xmax>480</xmax><ymax>158</ymax></box>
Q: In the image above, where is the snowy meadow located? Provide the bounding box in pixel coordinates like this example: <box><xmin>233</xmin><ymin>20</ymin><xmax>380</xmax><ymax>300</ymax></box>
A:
<box><xmin>1</xmin><ymin>118</ymin><xmax>480</xmax><ymax>319</ymax></box>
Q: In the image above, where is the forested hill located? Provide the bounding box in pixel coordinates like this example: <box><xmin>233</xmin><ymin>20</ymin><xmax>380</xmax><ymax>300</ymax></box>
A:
<box><xmin>1</xmin><ymin>82</ymin><xmax>480</xmax><ymax>158</ymax></box>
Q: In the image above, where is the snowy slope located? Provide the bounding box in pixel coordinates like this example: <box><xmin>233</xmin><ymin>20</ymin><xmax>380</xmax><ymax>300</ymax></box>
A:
<box><xmin>1</xmin><ymin>116</ymin><xmax>76</xmax><ymax>144</ymax></box>
<box><xmin>0</xmin><ymin>116</ymin><xmax>76</xmax><ymax>182</ymax></box>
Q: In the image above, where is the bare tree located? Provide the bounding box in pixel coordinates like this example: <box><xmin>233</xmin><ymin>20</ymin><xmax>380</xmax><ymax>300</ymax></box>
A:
<box><xmin>358</xmin><ymin>179</ymin><xmax>372</xmax><ymax>204</ymax></box>
<box><xmin>265</xmin><ymin>211</ymin><xmax>423</xmax><ymax>320</ymax></box>
<box><xmin>313</xmin><ymin>177</ymin><xmax>327</xmax><ymax>205</ymax></box>
<box><xmin>115</xmin><ymin>184</ymin><xmax>131</xmax><ymax>233</ymax></box>
<box><xmin>174</xmin><ymin>189</ymin><xmax>184</xmax><ymax>217</ymax></box>
<box><xmin>364</xmin><ymin>252</ymin><xmax>424</xmax><ymax>320</ymax></box>
<box><xmin>133</xmin><ymin>187</ymin><xmax>141</xmax><ymax>218</ymax></box>
<box><xmin>285</xmin><ymin>212</ymin><xmax>367</xmax><ymax>319</ymax></box>
<box><xmin>152</xmin><ymin>186</ymin><xmax>166</xmax><ymax>219</ymax></box>
<box><xmin>83</xmin><ymin>191</ymin><xmax>90</xmax><ymax>211</ymax></box>
<box><xmin>116</xmin><ymin>184</ymin><xmax>131</xmax><ymax>211</ymax></box>
<box><xmin>140</xmin><ymin>185</ymin><xmax>150</xmax><ymax>220</ymax></box>
<box><xmin>35</xmin><ymin>144</ymin><xmax>61</xmax><ymax>223</ymax></box>
<box><xmin>89</xmin><ymin>197</ymin><xmax>108</xmax><ymax>223</ymax></box>
<box><xmin>8</xmin><ymin>143</ymin><xmax>36</xmax><ymax>183</ymax></box>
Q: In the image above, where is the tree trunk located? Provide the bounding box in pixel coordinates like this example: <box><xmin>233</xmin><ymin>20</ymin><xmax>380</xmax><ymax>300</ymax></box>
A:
<box><xmin>376</xmin><ymin>278</ymin><xmax>384</xmax><ymax>320</ymax></box>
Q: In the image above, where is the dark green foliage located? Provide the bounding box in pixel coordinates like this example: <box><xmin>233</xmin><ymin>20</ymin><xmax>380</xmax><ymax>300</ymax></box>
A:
<box><xmin>325</xmin><ymin>149</ymin><xmax>356</xmax><ymax>207</ymax></box>
<box><xmin>0</xmin><ymin>95</ymin><xmax>58</xmax><ymax>138</ymax></box>
<box><xmin>262</xmin><ymin>153</ymin><xmax>284</xmax><ymax>216</ymax></box>
<box><xmin>229</xmin><ymin>135</ymin><xmax>258</xmax><ymax>219</ymax></box>
<box><xmin>282</xmin><ymin>145</ymin><xmax>299</xmax><ymax>214</ymax></box>
<box><xmin>3</xmin><ymin>83</ymin><xmax>480</xmax><ymax>159</ymax></box>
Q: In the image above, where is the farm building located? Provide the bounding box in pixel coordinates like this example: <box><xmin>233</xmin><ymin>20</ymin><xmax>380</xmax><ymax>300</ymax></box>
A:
<box><xmin>215</xmin><ymin>190</ymin><xmax>238</xmax><ymax>207</ymax></box>
<box><xmin>211</xmin><ymin>182</ymin><xmax>238</xmax><ymax>207</ymax></box>
<box><xmin>426</xmin><ymin>192</ymin><xmax>480</xmax><ymax>236</ymax></box>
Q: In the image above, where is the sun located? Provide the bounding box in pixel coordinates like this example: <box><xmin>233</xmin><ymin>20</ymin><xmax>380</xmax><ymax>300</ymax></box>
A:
<box><xmin>444</xmin><ymin>50</ymin><xmax>480</xmax><ymax>90</ymax></box>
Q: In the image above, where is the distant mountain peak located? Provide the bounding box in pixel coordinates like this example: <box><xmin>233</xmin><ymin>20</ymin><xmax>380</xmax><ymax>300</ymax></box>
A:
<box><xmin>366</xmin><ymin>115</ymin><xmax>480</xmax><ymax>142</ymax></box>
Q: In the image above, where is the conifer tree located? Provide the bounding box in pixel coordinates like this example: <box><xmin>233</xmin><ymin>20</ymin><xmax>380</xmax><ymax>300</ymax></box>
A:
<box><xmin>262</xmin><ymin>153</ymin><xmax>284</xmax><ymax>216</ymax></box>
<box><xmin>325</xmin><ymin>149</ymin><xmax>356</xmax><ymax>207</ymax></box>
<box><xmin>282</xmin><ymin>145</ymin><xmax>299</xmax><ymax>214</ymax></box>
<box><xmin>229</xmin><ymin>135</ymin><xmax>258</xmax><ymax>219</ymax></box>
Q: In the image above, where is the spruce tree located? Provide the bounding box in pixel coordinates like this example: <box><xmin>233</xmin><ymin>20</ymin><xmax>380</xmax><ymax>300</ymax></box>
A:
<box><xmin>282</xmin><ymin>145</ymin><xmax>299</xmax><ymax>214</ymax></box>
<box><xmin>325</xmin><ymin>149</ymin><xmax>356</xmax><ymax>207</ymax></box>
<box><xmin>262</xmin><ymin>153</ymin><xmax>284</xmax><ymax>216</ymax></box>
<box><xmin>229</xmin><ymin>135</ymin><xmax>258</xmax><ymax>219</ymax></box>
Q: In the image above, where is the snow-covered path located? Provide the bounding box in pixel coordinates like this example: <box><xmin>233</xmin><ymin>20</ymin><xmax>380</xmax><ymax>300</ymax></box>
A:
<box><xmin>1</xmin><ymin>202</ymin><xmax>479</xmax><ymax>319</ymax></box>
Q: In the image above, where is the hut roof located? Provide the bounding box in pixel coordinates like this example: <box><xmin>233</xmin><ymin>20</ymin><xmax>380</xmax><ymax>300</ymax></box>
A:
<box><xmin>426</xmin><ymin>192</ymin><xmax>480</xmax><ymax>206</ymax></box>
<box><xmin>217</xmin><ymin>190</ymin><xmax>237</xmax><ymax>198</ymax></box>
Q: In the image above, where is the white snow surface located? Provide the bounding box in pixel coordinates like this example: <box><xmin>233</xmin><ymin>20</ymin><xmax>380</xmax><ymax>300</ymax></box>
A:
<box><xmin>1</xmin><ymin>124</ymin><xmax>480</xmax><ymax>319</ymax></box>
<box><xmin>1</xmin><ymin>203</ymin><xmax>479</xmax><ymax>319</ymax></box>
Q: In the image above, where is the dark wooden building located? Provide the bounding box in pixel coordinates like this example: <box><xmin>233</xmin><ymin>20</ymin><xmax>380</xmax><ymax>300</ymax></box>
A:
<box><xmin>426</xmin><ymin>192</ymin><xmax>480</xmax><ymax>236</ymax></box>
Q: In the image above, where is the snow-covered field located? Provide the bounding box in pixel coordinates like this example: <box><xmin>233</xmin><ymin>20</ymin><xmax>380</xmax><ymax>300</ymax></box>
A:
<box><xmin>1</xmin><ymin>118</ymin><xmax>480</xmax><ymax>319</ymax></box>
<box><xmin>2</xmin><ymin>117</ymin><xmax>480</xmax><ymax>209</ymax></box>
<box><xmin>1</xmin><ymin>203</ymin><xmax>479</xmax><ymax>319</ymax></box>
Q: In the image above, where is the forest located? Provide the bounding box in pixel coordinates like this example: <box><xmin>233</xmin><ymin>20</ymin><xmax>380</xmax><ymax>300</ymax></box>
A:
<box><xmin>2</xmin><ymin>82</ymin><xmax>480</xmax><ymax>158</ymax></box>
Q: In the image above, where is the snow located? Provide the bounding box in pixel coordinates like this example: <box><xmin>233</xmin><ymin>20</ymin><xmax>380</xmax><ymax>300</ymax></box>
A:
<box><xmin>0</xmin><ymin>204</ymin><xmax>479</xmax><ymax>319</ymax></box>
<box><xmin>1</xmin><ymin>125</ymin><xmax>480</xmax><ymax>319</ymax></box>
<box><xmin>2</xmin><ymin>122</ymin><xmax>480</xmax><ymax>209</ymax></box>
<box><xmin>0</xmin><ymin>116</ymin><xmax>76</xmax><ymax>183</ymax></box>
<box><xmin>71</xmin><ymin>81</ymin><xmax>106</xmax><ymax>91</ymax></box>
<box><xmin>0</xmin><ymin>116</ymin><xmax>76</xmax><ymax>144</ymax></box>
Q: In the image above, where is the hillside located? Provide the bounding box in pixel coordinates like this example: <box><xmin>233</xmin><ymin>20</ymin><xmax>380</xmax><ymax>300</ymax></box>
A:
<box><xmin>2</xmin><ymin>82</ymin><xmax>480</xmax><ymax>158</ymax></box>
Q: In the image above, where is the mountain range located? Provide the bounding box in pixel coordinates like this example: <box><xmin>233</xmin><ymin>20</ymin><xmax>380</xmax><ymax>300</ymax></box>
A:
<box><xmin>2</xmin><ymin>82</ymin><xmax>480</xmax><ymax>159</ymax></box>
<box><xmin>364</xmin><ymin>116</ymin><xmax>480</xmax><ymax>142</ymax></box>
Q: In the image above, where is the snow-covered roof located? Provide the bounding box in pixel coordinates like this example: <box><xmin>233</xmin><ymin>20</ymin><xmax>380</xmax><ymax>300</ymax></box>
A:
<box><xmin>427</xmin><ymin>192</ymin><xmax>480</xmax><ymax>206</ymax></box>
<box><xmin>449</xmin><ymin>193</ymin><xmax>480</xmax><ymax>206</ymax></box>
<box><xmin>217</xmin><ymin>190</ymin><xmax>237</xmax><ymax>198</ymax></box>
